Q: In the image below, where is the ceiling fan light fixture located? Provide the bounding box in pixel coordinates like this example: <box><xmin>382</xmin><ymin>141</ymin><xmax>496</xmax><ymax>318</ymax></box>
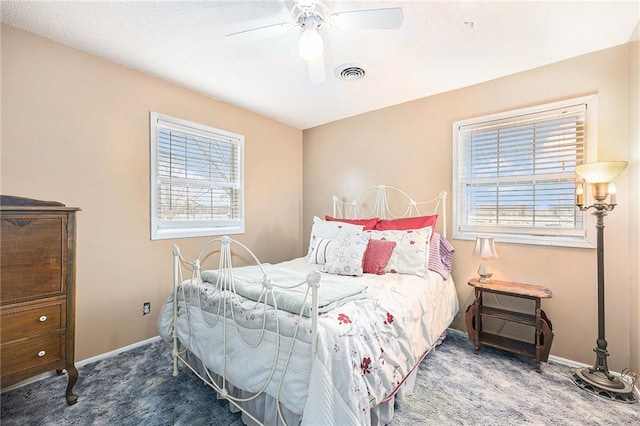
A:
<box><xmin>298</xmin><ymin>27</ymin><xmax>324</xmax><ymax>61</ymax></box>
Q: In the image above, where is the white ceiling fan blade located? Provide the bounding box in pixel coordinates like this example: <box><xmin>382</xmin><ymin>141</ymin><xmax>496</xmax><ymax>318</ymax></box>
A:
<box><xmin>307</xmin><ymin>55</ymin><xmax>326</xmax><ymax>85</ymax></box>
<box><xmin>225</xmin><ymin>22</ymin><xmax>295</xmax><ymax>44</ymax></box>
<box><xmin>330</xmin><ymin>7</ymin><xmax>404</xmax><ymax>30</ymax></box>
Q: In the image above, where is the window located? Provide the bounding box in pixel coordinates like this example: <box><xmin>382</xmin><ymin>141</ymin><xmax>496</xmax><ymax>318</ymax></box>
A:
<box><xmin>452</xmin><ymin>95</ymin><xmax>597</xmax><ymax>248</ymax></box>
<box><xmin>150</xmin><ymin>112</ymin><xmax>244</xmax><ymax>240</ymax></box>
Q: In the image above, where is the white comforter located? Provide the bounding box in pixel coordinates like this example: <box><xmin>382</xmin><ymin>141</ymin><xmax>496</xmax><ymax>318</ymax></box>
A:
<box><xmin>158</xmin><ymin>257</ymin><xmax>459</xmax><ymax>425</ymax></box>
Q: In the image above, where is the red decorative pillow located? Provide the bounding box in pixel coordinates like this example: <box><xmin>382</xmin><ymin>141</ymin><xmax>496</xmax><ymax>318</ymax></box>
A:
<box><xmin>325</xmin><ymin>215</ymin><xmax>378</xmax><ymax>231</ymax></box>
<box><xmin>363</xmin><ymin>239</ymin><xmax>397</xmax><ymax>275</ymax></box>
<box><xmin>374</xmin><ymin>215</ymin><xmax>438</xmax><ymax>231</ymax></box>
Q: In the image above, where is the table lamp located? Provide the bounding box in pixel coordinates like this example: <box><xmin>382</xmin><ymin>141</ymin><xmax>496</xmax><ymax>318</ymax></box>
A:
<box><xmin>473</xmin><ymin>236</ymin><xmax>498</xmax><ymax>283</ymax></box>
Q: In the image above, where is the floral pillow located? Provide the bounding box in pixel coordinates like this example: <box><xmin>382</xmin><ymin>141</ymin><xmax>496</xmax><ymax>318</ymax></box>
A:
<box><xmin>362</xmin><ymin>239</ymin><xmax>397</xmax><ymax>275</ymax></box>
<box><xmin>321</xmin><ymin>232</ymin><xmax>370</xmax><ymax>277</ymax></box>
<box><xmin>307</xmin><ymin>216</ymin><xmax>364</xmax><ymax>262</ymax></box>
<box><xmin>369</xmin><ymin>226</ymin><xmax>432</xmax><ymax>277</ymax></box>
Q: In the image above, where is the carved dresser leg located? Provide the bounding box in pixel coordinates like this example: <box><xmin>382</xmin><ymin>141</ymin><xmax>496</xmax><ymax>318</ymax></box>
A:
<box><xmin>65</xmin><ymin>366</ymin><xmax>79</xmax><ymax>405</ymax></box>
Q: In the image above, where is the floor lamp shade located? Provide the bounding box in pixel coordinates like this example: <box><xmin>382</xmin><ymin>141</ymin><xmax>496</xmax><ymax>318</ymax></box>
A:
<box><xmin>575</xmin><ymin>161</ymin><xmax>628</xmax><ymax>183</ymax></box>
<box><xmin>576</xmin><ymin>161</ymin><xmax>628</xmax><ymax>203</ymax></box>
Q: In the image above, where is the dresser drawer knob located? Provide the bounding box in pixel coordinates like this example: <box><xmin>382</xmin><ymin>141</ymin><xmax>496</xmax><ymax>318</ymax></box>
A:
<box><xmin>38</xmin><ymin>351</ymin><xmax>46</xmax><ymax>357</ymax></box>
<box><xmin>39</xmin><ymin>315</ymin><xmax>47</xmax><ymax>322</ymax></box>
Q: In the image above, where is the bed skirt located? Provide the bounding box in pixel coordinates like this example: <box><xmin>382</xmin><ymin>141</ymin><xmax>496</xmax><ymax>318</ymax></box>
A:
<box><xmin>180</xmin><ymin>331</ymin><xmax>447</xmax><ymax>426</ymax></box>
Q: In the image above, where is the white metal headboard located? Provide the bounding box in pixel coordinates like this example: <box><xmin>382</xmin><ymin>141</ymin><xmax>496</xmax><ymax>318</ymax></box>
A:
<box><xmin>332</xmin><ymin>185</ymin><xmax>448</xmax><ymax>238</ymax></box>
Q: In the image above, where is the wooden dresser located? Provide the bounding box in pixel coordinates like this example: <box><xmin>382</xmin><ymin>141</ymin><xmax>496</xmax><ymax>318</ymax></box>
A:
<box><xmin>1</xmin><ymin>196</ymin><xmax>80</xmax><ymax>404</ymax></box>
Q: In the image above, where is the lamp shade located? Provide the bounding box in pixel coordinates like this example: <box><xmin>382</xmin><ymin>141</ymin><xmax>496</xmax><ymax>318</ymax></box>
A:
<box><xmin>575</xmin><ymin>161</ymin><xmax>628</xmax><ymax>183</ymax></box>
<box><xmin>473</xmin><ymin>237</ymin><xmax>498</xmax><ymax>259</ymax></box>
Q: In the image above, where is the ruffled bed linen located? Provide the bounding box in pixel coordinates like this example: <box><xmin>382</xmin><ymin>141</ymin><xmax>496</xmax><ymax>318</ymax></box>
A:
<box><xmin>180</xmin><ymin>333</ymin><xmax>447</xmax><ymax>426</ymax></box>
<box><xmin>158</xmin><ymin>257</ymin><xmax>459</xmax><ymax>426</ymax></box>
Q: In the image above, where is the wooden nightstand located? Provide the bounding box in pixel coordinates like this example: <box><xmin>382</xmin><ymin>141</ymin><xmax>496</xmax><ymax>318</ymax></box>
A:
<box><xmin>465</xmin><ymin>278</ymin><xmax>554</xmax><ymax>372</ymax></box>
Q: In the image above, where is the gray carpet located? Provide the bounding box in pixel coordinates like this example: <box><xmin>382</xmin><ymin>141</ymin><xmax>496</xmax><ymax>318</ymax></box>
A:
<box><xmin>1</xmin><ymin>329</ymin><xmax>639</xmax><ymax>425</ymax></box>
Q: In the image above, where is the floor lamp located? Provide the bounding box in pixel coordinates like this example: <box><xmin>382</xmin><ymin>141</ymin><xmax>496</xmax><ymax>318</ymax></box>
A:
<box><xmin>571</xmin><ymin>161</ymin><xmax>637</xmax><ymax>404</ymax></box>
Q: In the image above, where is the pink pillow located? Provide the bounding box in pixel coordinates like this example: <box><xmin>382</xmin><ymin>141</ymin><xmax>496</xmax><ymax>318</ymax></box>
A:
<box><xmin>375</xmin><ymin>215</ymin><xmax>438</xmax><ymax>231</ymax></box>
<box><xmin>325</xmin><ymin>215</ymin><xmax>378</xmax><ymax>231</ymax></box>
<box><xmin>363</xmin><ymin>239</ymin><xmax>397</xmax><ymax>275</ymax></box>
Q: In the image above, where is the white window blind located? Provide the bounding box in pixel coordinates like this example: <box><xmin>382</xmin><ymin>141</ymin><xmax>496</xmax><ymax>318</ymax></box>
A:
<box><xmin>150</xmin><ymin>112</ymin><xmax>244</xmax><ymax>240</ymax></box>
<box><xmin>453</xmin><ymin>96</ymin><xmax>597</xmax><ymax>248</ymax></box>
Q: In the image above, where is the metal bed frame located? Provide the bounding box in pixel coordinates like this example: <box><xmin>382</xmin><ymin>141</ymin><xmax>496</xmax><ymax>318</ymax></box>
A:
<box><xmin>168</xmin><ymin>185</ymin><xmax>448</xmax><ymax>425</ymax></box>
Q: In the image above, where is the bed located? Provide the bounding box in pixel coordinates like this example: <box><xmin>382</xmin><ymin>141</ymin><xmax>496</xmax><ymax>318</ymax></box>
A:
<box><xmin>158</xmin><ymin>185</ymin><xmax>459</xmax><ymax>425</ymax></box>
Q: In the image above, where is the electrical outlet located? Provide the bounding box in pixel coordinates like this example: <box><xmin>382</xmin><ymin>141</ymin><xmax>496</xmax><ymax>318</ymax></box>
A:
<box><xmin>143</xmin><ymin>302</ymin><xmax>151</xmax><ymax>315</ymax></box>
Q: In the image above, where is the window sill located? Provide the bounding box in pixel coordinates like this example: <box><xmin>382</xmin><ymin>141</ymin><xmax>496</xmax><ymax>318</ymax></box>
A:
<box><xmin>151</xmin><ymin>225</ymin><xmax>245</xmax><ymax>241</ymax></box>
<box><xmin>453</xmin><ymin>231</ymin><xmax>595</xmax><ymax>249</ymax></box>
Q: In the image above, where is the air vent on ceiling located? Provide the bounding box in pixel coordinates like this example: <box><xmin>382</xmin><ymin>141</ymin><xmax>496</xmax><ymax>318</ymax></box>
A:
<box><xmin>335</xmin><ymin>64</ymin><xmax>366</xmax><ymax>81</ymax></box>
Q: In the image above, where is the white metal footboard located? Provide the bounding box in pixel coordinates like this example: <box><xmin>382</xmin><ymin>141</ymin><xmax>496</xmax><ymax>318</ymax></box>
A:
<box><xmin>170</xmin><ymin>236</ymin><xmax>320</xmax><ymax>426</ymax></box>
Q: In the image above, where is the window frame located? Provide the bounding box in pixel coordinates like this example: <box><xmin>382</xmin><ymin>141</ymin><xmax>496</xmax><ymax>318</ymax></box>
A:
<box><xmin>150</xmin><ymin>112</ymin><xmax>245</xmax><ymax>240</ymax></box>
<box><xmin>452</xmin><ymin>95</ymin><xmax>598</xmax><ymax>248</ymax></box>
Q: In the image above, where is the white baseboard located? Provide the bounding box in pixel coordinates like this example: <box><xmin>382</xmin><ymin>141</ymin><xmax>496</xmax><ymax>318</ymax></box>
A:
<box><xmin>76</xmin><ymin>335</ymin><xmax>161</xmax><ymax>367</ymax></box>
<box><xmin>0</xmin><ymin>335</ymin><xmax>162</xmax><ymax>394</ymax></box>
<box><xmin>548</xmin><ymin>354</ymin><xmax>589</xmax><ymax>369</ymax></box>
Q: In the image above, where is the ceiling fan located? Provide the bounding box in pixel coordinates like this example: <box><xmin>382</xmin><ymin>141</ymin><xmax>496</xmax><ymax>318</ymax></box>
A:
<box><xmin>225</xmin><ymin>0</ymin><xmax>404</xmax><ymax>84</ymax></box>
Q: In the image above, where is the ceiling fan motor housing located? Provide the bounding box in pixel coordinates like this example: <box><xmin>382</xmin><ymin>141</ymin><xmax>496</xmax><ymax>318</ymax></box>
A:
<box><xmin>291</xmin><ymin>0</ymin><xmax>327</xmax><ymax>29</ymax></box>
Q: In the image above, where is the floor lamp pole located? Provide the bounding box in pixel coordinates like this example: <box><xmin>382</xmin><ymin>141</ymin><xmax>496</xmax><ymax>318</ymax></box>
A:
<box><xmin>571</xmin><ymin>205</ymin><xmax>637</xmax><ymax>403</ymax></box>
<box><xmin>591</xmin><ymin>209</ymin><xmax>612</xmax><ymax>379</ymax></box>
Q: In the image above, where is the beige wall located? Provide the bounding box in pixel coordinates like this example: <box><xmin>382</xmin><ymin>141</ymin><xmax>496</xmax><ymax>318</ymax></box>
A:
<box><xmin>1</xmin><ymin>25</ymin><xmax>304</xmax><ymax>360</ymax></box>
<box><xmin>629</xmin><ymin>21</ymin><xmax>640</xmax><ymax>376</ymax></box>
<box><xmin>304</xmin><ymin>44</ymin><xmax>634</xmax><ymax>371</ymax></box>
<box><xmin>2</xmin><ymin>22</ymin><xmax>637</xmax><ymax>374</ymax></box>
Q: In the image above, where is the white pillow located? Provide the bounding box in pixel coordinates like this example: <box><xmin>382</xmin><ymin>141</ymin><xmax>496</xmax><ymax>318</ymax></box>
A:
<box><xmin>321</xmin><ymin>232</ymin><xmax>370</xmax><ymax>277</ymax></box>
<box><xmin>307</xmin><ymin>216</ymin><xmax>364</xmax><ymax>262</ymax></box>
<box><xmin>369</xmin><ymin>226</ymin><xmax>432</xmax><ymax>277</ymax></box>
<box><xmin>308</xmin><ymin>237</ymin><xmax>333</xmax><ymax>264</ymax></box>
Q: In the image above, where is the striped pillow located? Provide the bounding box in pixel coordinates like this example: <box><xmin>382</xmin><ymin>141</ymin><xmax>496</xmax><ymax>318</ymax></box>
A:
<box><xmin>427</xmin><ymin>232</ymin><xmax>455</xmax><ymax>280</ymax></box>
<box><xmin>308</xmin><ymin>237</ymin><xmax>334</xmax><ymax>265</ymax></box>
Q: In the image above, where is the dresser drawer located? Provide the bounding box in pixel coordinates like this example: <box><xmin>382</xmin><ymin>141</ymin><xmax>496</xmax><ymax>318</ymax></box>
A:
<box><xmin>1</xmin><ymin>333</ymin><xmax>64</xmax><ymax>380</ymax></box>
<box><xmin>1</xmin><ymin>215</ymin><xmax>68</xmax><ymax>305</ymax></box>
<box><xmin>1</xmin><ymin>301</ymin><xmax>66</xmax><ymax>343</ymax></box>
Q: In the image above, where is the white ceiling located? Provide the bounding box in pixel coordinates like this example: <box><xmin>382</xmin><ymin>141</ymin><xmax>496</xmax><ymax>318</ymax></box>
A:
<box><xmin>2</xmin><ymin>1</ymin><xmax>638</xmax><ymax>130</ymax></box>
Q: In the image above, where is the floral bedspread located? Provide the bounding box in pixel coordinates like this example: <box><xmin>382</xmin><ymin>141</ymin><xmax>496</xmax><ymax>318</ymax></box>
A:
<box><xmin>158</xmin><ymin>257</ymin><xmax>459</xmax><ymax>425</ymax></box>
